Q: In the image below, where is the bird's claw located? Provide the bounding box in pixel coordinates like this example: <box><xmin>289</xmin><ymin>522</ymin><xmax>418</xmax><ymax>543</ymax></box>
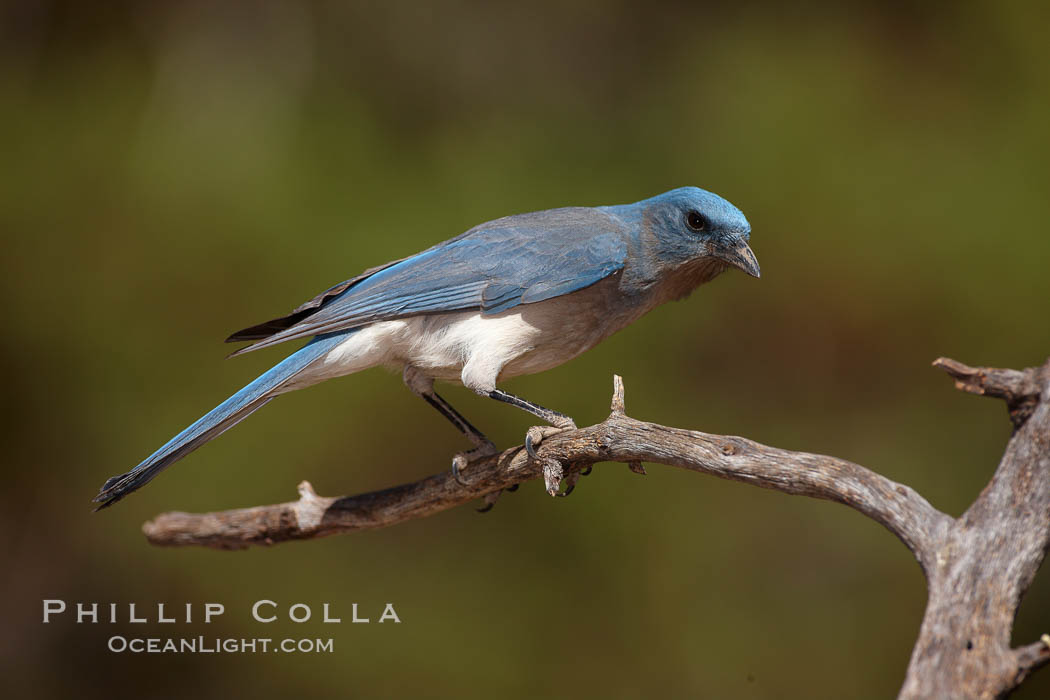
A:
<box><xmin>476</xmin><ymin>482</ymin><xmax>520</xmax><ymax>513</ymax></box>
<box><xmin>524</xmin><ymin>421</ymin><xmax>576</xmax><ymax>460</ymax></box>
<box><xmin>555</xmin><ymin>482</ymin><xmax>575</xmax><ymax>498</ymax></box>
<box><xmin>450</xmin><ymin>441</ymin><xmax>514</xmax><ymax>512</ymax></box>
<box><xmin>524</xmin><ymin>428</ymin><xmax>543</xmax><ymax>459</ymax></box>
<box><xmin>451</xmin><ymin>442</ymin><xmax>498</xmax><ymax>486</ymax></box>
<box><xmin>476</xmin><ymin>489</ymin><xmax>502</xmax><ymax>513</ymax></box>
<box><xmin>522</xmin><ymin>420</ymin><xmax>580</xmax><ymax>497</ymax></box>
<box><xmin>525</xmin><ymin>434</ymin><xmax>538</xmax><ymax>459</ymax></box>
<box><xmin>451</xmin><ymin>454</ymin><xmax>469</xmax><ymax>486</ymax></box>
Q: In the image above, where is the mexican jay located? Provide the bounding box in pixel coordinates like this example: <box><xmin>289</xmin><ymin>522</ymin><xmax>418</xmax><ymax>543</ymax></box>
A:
<box><xmin>95</xmin><ymin>186</ymin><xmax>758</xmax><ymax>508</ymax></box>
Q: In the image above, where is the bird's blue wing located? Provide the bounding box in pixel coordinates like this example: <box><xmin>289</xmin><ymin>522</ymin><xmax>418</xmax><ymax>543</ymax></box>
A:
<box><xmin>229</xmin><ymin>207</ymin><xmax>627</xmax><ymax>355</ymax></box>
<box><xmin>226</xmin><ymin>257</ymin><xmax>409</xmax><ymax>342</ymax></box>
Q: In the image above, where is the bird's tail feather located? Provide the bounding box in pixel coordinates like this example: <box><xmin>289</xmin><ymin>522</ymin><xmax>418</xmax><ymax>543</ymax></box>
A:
<box><xmin>93</xmin><ymin>334</ymin><xmax>347</xmax><ymax>510</ymax></box>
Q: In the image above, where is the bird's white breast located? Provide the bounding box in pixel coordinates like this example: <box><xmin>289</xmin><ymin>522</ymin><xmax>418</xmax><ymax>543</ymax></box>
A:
<box><xmin>310</xmin><ymin>311</ymin><xmax>543</xmax><ymax>386</ymax></box>
<box><xmin>303</xmin><ymin>275</ymin><xmax>648</xmax><ymax>392</ymax></box>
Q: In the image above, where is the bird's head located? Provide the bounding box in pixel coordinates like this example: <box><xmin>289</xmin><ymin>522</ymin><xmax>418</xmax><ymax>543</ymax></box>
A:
<box><xmin>638</xmin><ymin>186</ymin><xmax>760</xmax><ymax>279</ymax></box>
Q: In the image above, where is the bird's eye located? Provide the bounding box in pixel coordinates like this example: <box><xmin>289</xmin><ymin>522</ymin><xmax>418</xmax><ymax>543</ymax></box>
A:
<box><xmin>686</xmin><ymin>210</ymin><xmax>706</xmax><ymax>232</ymax></box>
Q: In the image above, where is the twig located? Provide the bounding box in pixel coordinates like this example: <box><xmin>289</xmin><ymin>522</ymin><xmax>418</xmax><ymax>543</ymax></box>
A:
<box><xmin>932</xmin><ymin>357</ymin><xmax>1047</xmax><ymax>427</ymax></box>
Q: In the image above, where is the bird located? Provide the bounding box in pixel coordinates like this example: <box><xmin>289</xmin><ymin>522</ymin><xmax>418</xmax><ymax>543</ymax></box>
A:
<box><xmin>94</xmin><ymin>186</ymin><xmax>759</xmax><ymax>509</ymax></box>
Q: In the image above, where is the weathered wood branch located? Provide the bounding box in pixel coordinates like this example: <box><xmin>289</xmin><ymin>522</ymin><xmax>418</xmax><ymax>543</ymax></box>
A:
<box><xmin>141</xmin><ymin>357</ymin><xmax>1050</xmax><ymax>699</ymax></box>
<box><xmin>142</xmin><ymin>378</ymin><xmax>948</xmax><ymax>565</ymax></box>
<box><xmin>901</xmin><ymin>358</ymin><xmax>1050</xmax><ymax>699</ymax></box>
<box><xmin>933</xmin><ymin>356</ymin><xmax>1048</xmax><ymax>428</ymax></box>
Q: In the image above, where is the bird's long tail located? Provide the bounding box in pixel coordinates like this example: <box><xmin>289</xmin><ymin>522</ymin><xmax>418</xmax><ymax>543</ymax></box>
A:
<box><xmin>93</xmin><ymin>333</ymin><xmax>348</xmax><ymax>510</ymax></box>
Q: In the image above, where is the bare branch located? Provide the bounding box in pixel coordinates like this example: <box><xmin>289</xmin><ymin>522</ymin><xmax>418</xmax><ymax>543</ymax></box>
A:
<box><xmin>1012</xmin><ymin>636</ymin><xmax>1050</xmax><ymax>687</ymax></box>
<box><xmin>610</xmin><ymin>373</ymin><xmax>626</xmax><ymax>413</ymax></box>
<box><xmin>901</xmin><ymin>356</ymin><xmax>1050</xmax><ymax>699</ymax></box>
<box><xmin>143</xmin><ymin>457</ymin><xmax>531</xmax><ymax>550</ymax></box>
<box><xmin>933</xmin><ymin>356</ymin><xmax>1048</xmax><ymax>427</ymax></box>
<box><xmin>144</xmin><ymin>374</ymin><xmax>950</xmax><ymax>571</ymax></box>
<box><xmin>138</xmin><ymin>358</ymin><xmax>1050</xmax><ymax>699</ymax></box>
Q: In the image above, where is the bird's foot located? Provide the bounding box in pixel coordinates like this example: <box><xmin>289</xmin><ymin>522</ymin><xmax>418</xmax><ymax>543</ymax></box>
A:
<box><xmin>474</xmin><ymin>482</ymin><xmax>522</xmax><ymax>514</ymax></box>
<box><xmin>475</xmin><ymin>489</ymin><xmax>502</xmax><ymax>513</ymax></box>
<box><xmin>520</xmin><ymin>418</ymin><xmax>579</xmax><ymax>497</ymax></box>
<box><xmin>451</xmin><ymin>442</ymin><xmax>499</xmax><ymax>486</ymax></box>
<box><xmin>524</xmin><ymin>417</ymin><xmax>577</xmax><ymax>459</ymax></box>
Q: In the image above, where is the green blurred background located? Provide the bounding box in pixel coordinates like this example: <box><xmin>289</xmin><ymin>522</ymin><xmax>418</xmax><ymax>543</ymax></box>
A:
<box><xmin>2</xmin><ymin>1</ymin><xmax>1048</xmax><ymax>698</ymax></box>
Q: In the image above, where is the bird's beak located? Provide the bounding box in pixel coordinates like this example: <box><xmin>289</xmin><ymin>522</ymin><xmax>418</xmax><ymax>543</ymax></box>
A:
<box><xmin>720</xmin><ymin>240</ymin><xmax>761</xmax><ymax>278</ymax></box>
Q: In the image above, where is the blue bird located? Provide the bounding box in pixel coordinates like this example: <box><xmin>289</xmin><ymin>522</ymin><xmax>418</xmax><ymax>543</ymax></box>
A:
<box><xmin>94</xmin><ymin>187</ymin><xmax>758</xmax><ymax>508</ymax></box>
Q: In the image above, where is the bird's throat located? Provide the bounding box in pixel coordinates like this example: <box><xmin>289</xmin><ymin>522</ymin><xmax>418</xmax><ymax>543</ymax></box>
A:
<box><xmin>652</xmin><ymin>257</ymin><xmax>728</xmax><ymax>303</ymax></box>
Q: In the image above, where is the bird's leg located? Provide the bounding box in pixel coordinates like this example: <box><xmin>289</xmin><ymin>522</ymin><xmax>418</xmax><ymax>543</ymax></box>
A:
<box><xmin>403</xmin><ymin>367</ymin><xmax>497</xmax><ymax>486</ymax></box>
<box><xmin>487</xmin><ymin>389</ymin><xmax>577</xmax><ymax>459</ymax></box>
<box><xmin>425</xmin><ymin>392</ymin><xmax>500</xmax><ymax>485</ymax></box>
